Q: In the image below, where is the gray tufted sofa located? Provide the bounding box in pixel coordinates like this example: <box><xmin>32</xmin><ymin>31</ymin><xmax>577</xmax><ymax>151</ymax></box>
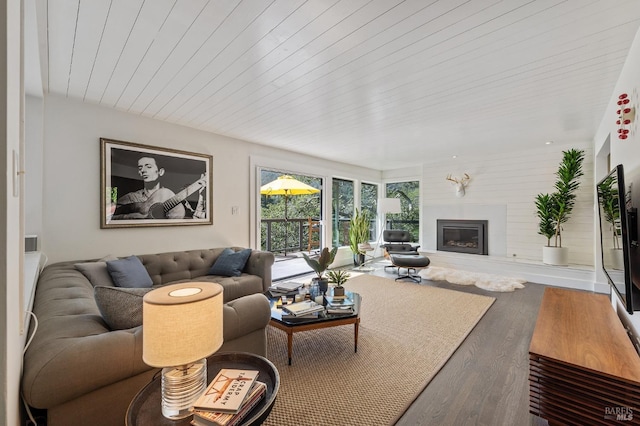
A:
<box><xmin>21</xmin><ymin>247</ymin><xmax>275</xmax><ymax>426</ymax></box>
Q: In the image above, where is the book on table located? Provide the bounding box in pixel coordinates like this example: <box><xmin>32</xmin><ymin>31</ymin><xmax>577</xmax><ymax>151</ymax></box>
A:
<box><xmin>192</xmin><ymin>381</ymin><xmax>267</xmax><ymax>426</ymax></box>
<box><xmin>266</xmin><ymin>288</ymin><xmax>298</xmax><ymax>299</ymax></box>
<box><xmin>193</xmin><ymin>368</ymin><xmax>259</xmax><ymax>414</ymax></box>
<box><xmin>267</xmin><ymin>281</ymin><xmax>303</xmax><ymax>298</ymax></box>
<box><xmin>282</xmin><ymin>300</ymin><xmax>324</xmax><ymax>316</ymax></box>
<box><xmin>326</xmin><ymin>305</ymin><xmax>354</xmax><ymax>315</ymax></box>
<box><xmin>273</xmin><ymin>281</ymin><xmax>303</xmax><ymax>292</ymax></box>
<box><xmin>281</xmin><ymin>311</ymin><xmax>320</xmax><ymax>320</ymax></box>
<box><xmin>324</xmin><ymin>295</ymin><xmax>354</xmax><ymax>307</ymax></box>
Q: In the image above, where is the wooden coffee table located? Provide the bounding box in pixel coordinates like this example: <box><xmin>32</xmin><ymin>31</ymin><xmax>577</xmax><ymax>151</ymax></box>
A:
<box><xmin>268</xmin><ymin>292</ymin><xmax>361</xmax><ymax>365</ymax></box>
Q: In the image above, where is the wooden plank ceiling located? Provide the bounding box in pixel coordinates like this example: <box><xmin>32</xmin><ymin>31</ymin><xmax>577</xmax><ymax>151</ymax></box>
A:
<box><xmin>37</xmin><ymin>0</ymin><xmax>640</xmax><ymax>170</ymax></box>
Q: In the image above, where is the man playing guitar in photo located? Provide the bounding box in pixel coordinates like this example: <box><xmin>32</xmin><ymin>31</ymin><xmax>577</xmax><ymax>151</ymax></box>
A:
<box><xmin>112</xmin><ymin>156</ymin><xmax>191</xmax><ymax>220</ymax></box>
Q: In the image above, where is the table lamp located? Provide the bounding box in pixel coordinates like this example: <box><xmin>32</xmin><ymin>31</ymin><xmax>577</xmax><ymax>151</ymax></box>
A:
<box><xmin>143</xmin><ymin>282</ymin><xmax>224</xmax><ymax>419</ymax></box>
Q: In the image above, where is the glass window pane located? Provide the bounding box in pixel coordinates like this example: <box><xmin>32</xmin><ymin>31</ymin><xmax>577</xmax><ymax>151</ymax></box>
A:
<box><xmin>361</xmin><ymin>182</ymin><xmax>378</xmax><ymax>240</ymax></box>
<box><xmin>385</xmin><ymin>181</ymin><xmax>419</xmax><ymax>241</ymax></box>
<box><xmin>332</xmin><ymin>178</ymin><xmax>354</xmax><ymax>247</ymax></box>
<box><xmin>260</xmin><ymin>170</ymin><xmax>322</xmax><ymax>255</ymax></box>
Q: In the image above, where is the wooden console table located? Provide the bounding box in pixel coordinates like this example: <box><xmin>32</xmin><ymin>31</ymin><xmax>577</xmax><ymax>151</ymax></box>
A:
<box><xmin>529</xmin><ymin>287</ymin><xmax>640</xmax><ymax>425</ymax></box>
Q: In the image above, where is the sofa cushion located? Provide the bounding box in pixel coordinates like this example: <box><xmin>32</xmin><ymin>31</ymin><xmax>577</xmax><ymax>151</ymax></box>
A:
<box><xmin>106</xmin><ymin>256</ymin><xmax>153</xmax><ymax>288</ymax></box>
<box><xmin>74</xmin><ymin>255</ymin><xmax>118</xmax><ymax>287</ymax></box>
<box><xmin>94</xmin><ymin>286</ymin><xmax>153</xmax><ymax>330</ymax></box>
<box><xmin>208</xmin><ymin>248</ymin><xmax>252</xmax><ymax>277</ymax></box>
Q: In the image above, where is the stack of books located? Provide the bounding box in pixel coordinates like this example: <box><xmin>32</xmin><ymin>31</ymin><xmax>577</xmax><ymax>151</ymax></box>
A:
<box><xmin>325</xmin><ymin>295</ymin><xmax>355</xmax><ymax>315</ymax></box>
<box><xmin>281</xmin><ymin>310</ymin><xmax>321</xmax><ymax>320</ymax></box>
<box><xmin>282</xmin><ymin>300</ymin><xmax>324</xmax><ymax>317</ymax></box>
<box><xmin>267</xmin><ymin>281</ymin><xmax>303</xmax><ymax>298</ymax></box>
<box><xmin>192</xmin><ymin>369</ymin><xmax>266</xmax><ymax>426</ymax></box>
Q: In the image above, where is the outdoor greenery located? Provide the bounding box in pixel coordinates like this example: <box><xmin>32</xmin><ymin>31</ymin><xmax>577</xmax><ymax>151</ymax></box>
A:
<box><xmin>259</xmin><ymin>170</ymin><xmax>420</xmax><ymax>255</ymax></box>
<box><xmin>535</xmin><ymin>149</ymin><xmax>585</xmax><ymax>248</ymax></box>
<box><xmin>361</xmin><ymin>182</ymin><xmax>378</xmax><ymax>235</ymax></box>
<box><xmin>260</xmin><ymin>170</ymin><xmax>322</xmax><ymax>253</ymax></box>
<box><xmin>332</xmin><ymin>178</ymin><xmax>354</xmax><ymax>248</ymax></box>
<box><xmin>386</xmin><ymin>181</ymin><xmax>420</xmax><ymax>241</ymax></box>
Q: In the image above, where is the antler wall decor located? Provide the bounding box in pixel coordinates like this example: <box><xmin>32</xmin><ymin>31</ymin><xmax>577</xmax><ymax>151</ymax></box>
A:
<box><xmin>446</xmin><ymin>173</ymin><xmax>470</xmax><ymax>197</ymax></box>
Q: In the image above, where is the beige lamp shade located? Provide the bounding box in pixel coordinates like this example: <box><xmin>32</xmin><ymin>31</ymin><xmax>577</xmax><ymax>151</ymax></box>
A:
<box><xmin>143</xmin><ymin>282</ymin><xmax>223</xmax><ymax>368</ymax></box>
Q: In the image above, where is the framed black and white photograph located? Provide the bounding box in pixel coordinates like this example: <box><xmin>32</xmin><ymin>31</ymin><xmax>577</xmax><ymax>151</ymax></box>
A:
<box><xmin>101</xmin><ymin>138</ymin><xmax>213</xmax><ymax>228</ymax></box>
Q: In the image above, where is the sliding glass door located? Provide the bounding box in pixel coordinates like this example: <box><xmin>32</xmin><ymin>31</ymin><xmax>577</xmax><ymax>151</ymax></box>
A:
<box><xmin>260</xmin><ymin>169</ymin><xmax>323</xmax><ymax>256</ymax></box>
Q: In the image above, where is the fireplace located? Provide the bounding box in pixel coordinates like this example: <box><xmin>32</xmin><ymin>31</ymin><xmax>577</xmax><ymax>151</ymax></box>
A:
<box><xmin>437</xmin><ymin>219</ymin><xmax>488</xmax><ymax>255</ymax></box>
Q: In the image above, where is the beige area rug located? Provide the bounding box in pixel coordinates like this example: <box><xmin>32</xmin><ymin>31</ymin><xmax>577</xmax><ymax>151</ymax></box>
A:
<box><xmin>263</xmin><ymin>274</ymin><xmax>495</xmax><ymax>426</ymax></box>
<box><xmin>419</xmin><ymin>266</ymin><xmax>526</xmax><ymax>292</ymax></box>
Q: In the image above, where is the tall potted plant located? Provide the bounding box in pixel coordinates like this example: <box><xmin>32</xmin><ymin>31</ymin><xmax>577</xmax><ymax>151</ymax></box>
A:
<box><xmin>535</xmin><ymin>148</ymin><xmax>585</xmax><ymax>265</ymax></box>
<box><xmin>302</xmin><ymin>247</ymin><xmax>338</xmax><ymax>294</ymax></box>
<box><xmin>348</xmin><ymin>209</ymin><xmax>372</xmax><ymax>266</ymax></box>
<box><xmin>597</xmin><ymin>175</ymin><xmax>624</xmax><ymax>269</ymax></box>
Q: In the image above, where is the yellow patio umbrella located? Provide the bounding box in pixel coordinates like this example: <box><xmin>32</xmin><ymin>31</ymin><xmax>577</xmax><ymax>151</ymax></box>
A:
<box><xmin>260</xmin><ymin>175</ymin><xmax>320</xmax><ymax>255</ymax></box>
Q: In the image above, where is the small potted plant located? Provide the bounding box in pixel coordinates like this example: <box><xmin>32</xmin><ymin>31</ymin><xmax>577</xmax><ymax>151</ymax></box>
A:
<box><xmin>302</xmin><ymin>247</ymin><xmax>337</xmax><ymax>294</ymax></box>
<box><xmin>327</xmin><ymin>269</ymin><xmax>350</xmax><ymax>297</ymax></box>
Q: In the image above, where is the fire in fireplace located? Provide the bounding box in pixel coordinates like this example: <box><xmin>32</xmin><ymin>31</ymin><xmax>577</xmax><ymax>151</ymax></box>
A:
<box><xmin>437</xmin><ymin>219</ymin><xmax>488</xmax><ymax>255</ymax></box>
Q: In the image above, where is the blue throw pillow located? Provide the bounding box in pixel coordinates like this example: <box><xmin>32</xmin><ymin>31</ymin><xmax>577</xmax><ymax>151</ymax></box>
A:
<box><xmin>208</xmin><ymin>248</ymin><xmax>252</xmax><ymax>277</ymax></box>
<box><xmin>106</xmin><ymin>256</ymin><xmax>153</xmax><ymax>288</ymax></box>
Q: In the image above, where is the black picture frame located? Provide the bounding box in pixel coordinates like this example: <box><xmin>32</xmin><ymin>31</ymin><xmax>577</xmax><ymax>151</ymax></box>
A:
<box><xmin>101</xmin><ymin>138</ymin><xmax>213</xmax><ymax>228</ymax></box>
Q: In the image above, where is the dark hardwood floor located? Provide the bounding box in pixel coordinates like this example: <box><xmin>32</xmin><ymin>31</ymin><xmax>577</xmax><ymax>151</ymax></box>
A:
<box><xmin>368</xmin><ymin>264</ymin><xmax>550</xmax><ymax>426</ymax></box>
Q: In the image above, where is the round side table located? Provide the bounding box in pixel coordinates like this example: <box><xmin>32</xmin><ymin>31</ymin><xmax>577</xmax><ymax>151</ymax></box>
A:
<box><xmin>126</xmin><ymin>352</ymin><xmax>279</xmax><ymax>426</ymax></box>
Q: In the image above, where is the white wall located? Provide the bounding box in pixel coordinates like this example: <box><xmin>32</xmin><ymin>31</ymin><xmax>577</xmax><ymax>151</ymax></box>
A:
<box><xmin>2</xmin><ymin>1</ymin><xmax>24</xmax><ymax>425</ymax></box>
<box><xmin>24</xmin><ymin>94</ymin><xmax>42</xmax><ymax>241</ymax></box>
<box><xmin>387</xmin><ymin>142</ymin><xmax>595</xmax><ymax>266</ymax></box>
<box><xmin>594</xmin><ymin>26</ymin><xmax>640</xmax><ymax>343</ymax></box>
<box><xmin>40</xmin><ymin>95</ymin><xmax>380</xmax><ymax>264</ymax></box>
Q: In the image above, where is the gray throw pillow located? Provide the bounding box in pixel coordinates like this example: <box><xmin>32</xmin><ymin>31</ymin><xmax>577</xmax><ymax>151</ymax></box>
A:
<box><xmin>94</xmin><ymin>286</ymin><xmax>153</xmax><ymax>330</ymax></box>
<box><xmin>74</xmin><ymin>255</ymin><xmax>118</xmax><ymax>287</ymax></box>
<box><xmin>106</xmin><ymin>256</ymin><xmax>153</xmax><ymax>288</ymax></box>
<box><xmin>208</xmin><ymin>248</ymin><xmax>252</xmax><ymax>277</ymax></box>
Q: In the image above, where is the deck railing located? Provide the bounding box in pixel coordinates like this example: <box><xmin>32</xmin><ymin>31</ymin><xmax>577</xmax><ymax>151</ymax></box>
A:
<box><xmin>261</xmin><ymin>218</ymin><xmax>419</xmax><ymax>255</ymax></box>
<box><xmin>261</xmin><ymin>218</ymin><xmax>322</xmax><ymax>254</ymax></box>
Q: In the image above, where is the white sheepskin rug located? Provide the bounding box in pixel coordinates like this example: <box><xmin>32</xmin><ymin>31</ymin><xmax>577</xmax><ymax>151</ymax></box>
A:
<box><xmin>419</xmin><ymin>266</ymin><xmax>526</xmax><ymax>292</ymax></box>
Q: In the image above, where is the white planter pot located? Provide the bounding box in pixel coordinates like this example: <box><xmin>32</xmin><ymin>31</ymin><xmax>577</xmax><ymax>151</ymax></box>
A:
<box><xmin>542</xmin><ymin>246</ymin><xmax>568</xmax><ymax>266</ymax></box>
<box><xmin>606</xmin><ymin>248</ymin><xmax>625</xmax><ymax>270</ymax></box>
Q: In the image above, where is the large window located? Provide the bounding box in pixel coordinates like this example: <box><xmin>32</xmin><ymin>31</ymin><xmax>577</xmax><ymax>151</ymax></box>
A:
<box><xmin>361</xmin><ymin>182</ymin><xmax>378</xmax><ymax>241</ymax></box>
<box><xmin>385</xmin><ymin>181</ymin><xmax>419</xmax><ymax>241</ymax></box>
<box><xmin>332</xmin><ymin>178</ymin><xmax>354</xmax><ymax>247</ymax></box>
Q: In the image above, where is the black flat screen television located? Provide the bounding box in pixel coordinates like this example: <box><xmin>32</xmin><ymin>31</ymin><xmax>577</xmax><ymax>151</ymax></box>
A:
<box><xmin>596</xmin><ymin>164</ymin><xmax>639</xmax><ymax>314</ymax></box>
